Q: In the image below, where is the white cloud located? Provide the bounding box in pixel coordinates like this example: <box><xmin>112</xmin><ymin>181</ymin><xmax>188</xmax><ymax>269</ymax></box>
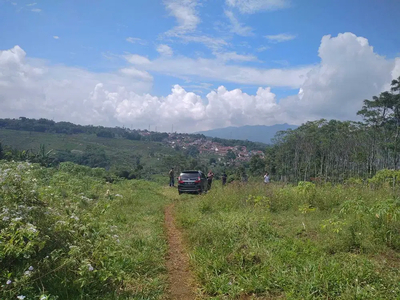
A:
<box><xmin>119</xmin><ymin>68</ymin><xmax>153</xmax><ymax>81</ymax></box>
<box><xmin>157</xmin><ymin>44</ymin><xmax>174</xmax><ymax>56</ymax></box>
<box><xmin>0</xmin><ymin>46</ymin><xmax>152</xmax><ymax>127</ymax></box>
<box><xmin>126</xmin><ymin>37</ymin><xmax>147</xmax><ymax>45</ymax></box>
<box><xmin>31</xmin><ymin>8</ymin><xmax>41</xmax><ymax>12</ymax></box>
<box><xmin>225</xmin><ymin>10</ymin><xmax>254</xmax><ymax>37</ymax></box>
<box><xmin>124</xmin><ymin>53</ymin><xmax>309</xmax><ymax>88</ymax></box>
<box><xmin>164</xmin><ymin>0</ymin><xmax>200</xmax><ymax>36</ymax></box>
<box><xmin>214</xmin><ymin>51</ymin><xmax>258</xmax><ymax>62</ymax></box>
<box><xmin>226</xmin><ymin>0</ymin><xmax>289</xmax><ymax>14</ymax></box>
<box><xmin>176</xmin><ymin>34</ymin><xmax>229</xmax><ymax>51</ymax></box>
<box><xmin>53</xmin><ymin>36</ymin><xmax>60</xmax><ymax>40</ymax></box>
<box><xmin>11</xmin><ymin>2</ymin><xmax>17</xmax><ymax>5</ymax></box>
<box><xmin>280</xmin><ymin>32</ymin><xmax>396</xmax><ymax>124</ymax></box>
<box><xmin>256</xmin><ymin>46</ymin><xmax>270</xmax><ymax>52</ymax></box>
<box><xmin>265</xmin><ymin>33</ymin><xmax>296</xmax><ymax>43</ymax></box>
<box><xmin>1</xmin><ymin>33</ymin><xmax>399</xmax><ymax>133</ymax></box>
<box><xmin>27</xmin><ymin>2</ymin><xmax>36</xmax><ymax>6</ymax></box>
<box><xmin>125</xmin><ymin>54</ymin><xmax>151</xmax><ymax>65</ymax></box>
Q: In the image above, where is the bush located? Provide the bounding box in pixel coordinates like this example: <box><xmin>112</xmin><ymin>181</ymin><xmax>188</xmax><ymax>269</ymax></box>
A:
<box><xmin>0</xmin><ymin>161</ymin><xmax>123</xmax><ymax>299</ymax></box>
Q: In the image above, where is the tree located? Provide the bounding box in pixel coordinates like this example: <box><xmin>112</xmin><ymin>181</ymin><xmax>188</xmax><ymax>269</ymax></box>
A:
<box><xmin>226</xmin><ymin>149</ymin><xmax>236</xmax><ymax>161</ymax></box>
<box><xmin>249</xmin><ymin>155</ymin><xmax>266</xmax><ymax>176</ymax></box>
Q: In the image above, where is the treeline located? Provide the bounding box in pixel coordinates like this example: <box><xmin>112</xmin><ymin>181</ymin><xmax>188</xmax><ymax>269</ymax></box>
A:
<box><xmin>267</xmin><ymin>76</ymin><xmax>400</xmax><ymax>182</ymax></box>
<box><xmin>0</xmin><ymin>117</ymin><xmax>170</xmax><ymax>142</ymax></box>
<box><xmin>211</xmin><ymin>137</ymin><xmax>266</xmax><ymax>151</ymax></box>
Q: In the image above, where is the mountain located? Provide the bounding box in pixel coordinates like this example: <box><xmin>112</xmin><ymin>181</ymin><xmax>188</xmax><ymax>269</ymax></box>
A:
<box><xmin>198</xmin><ymin>124</ymin><xmax>298</xmax><ymax>144</ymax></box>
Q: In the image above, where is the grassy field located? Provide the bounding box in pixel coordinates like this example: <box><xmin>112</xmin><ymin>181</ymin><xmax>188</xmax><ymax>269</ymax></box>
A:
<box><xmin>175</xmin><ymin>181</ymin><xmax>400</xmax><ymax>299</ymax></box>
<box><xmin>3</xmin><ymin>157</ymin><xmax>400</xmax><ymax>299</ymax></box>
<box><xmin>0</xmin><ymin>161</ymin><xmax>170</xmax><ymax>299</ymax></box>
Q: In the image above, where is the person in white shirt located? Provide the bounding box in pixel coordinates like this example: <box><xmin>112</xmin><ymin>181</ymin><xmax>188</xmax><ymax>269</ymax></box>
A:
<box><xmin>264</xmin><ymin>172</ymin><xmax>270</xmax><ymax>184</ymax></box>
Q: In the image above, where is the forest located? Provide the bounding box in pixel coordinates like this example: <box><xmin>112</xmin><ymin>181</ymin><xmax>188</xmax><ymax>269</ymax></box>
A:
<box><xmin>265</xmin><ymin>76</ymin><xmax>400</xmax><ymax>182</ymax></box>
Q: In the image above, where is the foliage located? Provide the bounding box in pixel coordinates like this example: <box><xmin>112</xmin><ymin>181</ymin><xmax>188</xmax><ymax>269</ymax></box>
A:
<box><xmin>0</xmin><ymin>161</ymin><xmax>168</xmax><ymax>299</ymax></box>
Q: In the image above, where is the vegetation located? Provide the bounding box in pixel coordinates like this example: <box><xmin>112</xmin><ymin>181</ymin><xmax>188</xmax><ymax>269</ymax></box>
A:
<box><xmin>0</xmin><ymin>161</ymin><xmax>169</xmax><ymax>299</ymax></box>
<box><xmin>175</xmin><ymin>180</ymin><xmax>400</xmax><ymax>299</ymax></box>
<box><xmin>267</xmin><ymin>77</ymin><xmax>400</xmax><ymax>182</ymax></box>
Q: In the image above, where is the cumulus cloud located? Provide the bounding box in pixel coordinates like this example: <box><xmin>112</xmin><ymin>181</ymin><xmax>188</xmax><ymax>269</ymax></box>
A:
<box><xmin>226</xmin><ymin>0</ymin><xmax>289</xmax><ymax>14</ymax></box>
<box><xmin>265</xmin><ymin>33</ymin><xmax>296</xmax><ymax>43</ymax></box>
<box><xmin>280</xmin><ymin>32</ymin><xmax>396</xmax><ymax>123</ymax></box>
<box><xmin>157</xmin><ymin>44</ymin><xmax>174</xmax><ymax>56</ymax></box>
<box><xmin>225</xmin><ymin>10</ymin><xmax>254</xmax><ymax>36</ymax></box>
<box><xmin>0</xmin><ymin>32</ymin><xmax>399</xmax><ymax>133</ymax></box>
<box><xmin>0</xmin><ymin>46</ymin><xmax>152</xmax><ymax>127</ymax></box>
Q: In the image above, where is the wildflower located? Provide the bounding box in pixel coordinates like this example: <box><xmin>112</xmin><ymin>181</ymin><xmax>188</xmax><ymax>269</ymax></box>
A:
<box><xmin>2</xmin><ymin>216</ymin><xmax>9</xmax><ymax>221</ymax></box>
<box><xmin>13</xmin><ymin>217</ymin><xmax>23</xmax><ymax>222</ymax></box>
<box><xmin>115</xmin><ymin>194</ymin><xmax>123</xmax><ymax>198</ymax></box>
<box><xmin>6</xmin><ymin>279</ymin><xmax>12</xmax><ymax>285</ymax></box>
<box><xmin>24</xmin><ymin>270</ymin><xmax>31</xmax><ymax>276</ymax></box>
<box><xmin>28</xmin><ymin>266</ymin><xmax>34</xmax><ymax>271</ymax></box>
<box><xmin>17</xmin><ymin>295</ymin><xmax>26</xmax><ymax>299</ymax></box>
<box><xmin>88</xmin><ymin>264</ymin><xmax>94</xmax><ymax>271</ymax></box>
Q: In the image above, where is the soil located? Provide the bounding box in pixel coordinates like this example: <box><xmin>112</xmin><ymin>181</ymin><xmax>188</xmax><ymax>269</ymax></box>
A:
<box><xmin>165</xmin><ymin>203</ymin><xmax>196</xmax><ymax>300</ymax></box>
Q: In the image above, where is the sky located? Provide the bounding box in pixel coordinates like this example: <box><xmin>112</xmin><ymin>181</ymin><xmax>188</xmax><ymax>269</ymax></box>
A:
<box><xmin>0</xmin><ymin>0</ymin><xmax>399</xmax><ymax>132</ymax></box>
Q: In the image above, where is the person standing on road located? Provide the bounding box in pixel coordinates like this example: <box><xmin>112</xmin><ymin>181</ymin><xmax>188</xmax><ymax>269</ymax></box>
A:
<box><xmin>207</xmin><ymin>170</ymin><xmax>214</xmax><ymax>190</ymax></box>
<box><xmin>169</xmin><ymin>167</ymin><xmax>175</xmax><ymax>187</ymax></box>
<box><xmin>222</xmin><ymin>172</ymin><xmax>227</xmax><ymax>186</ymax></box>
<box><xmin>264</xmin><ymin>172</ymin><xmax>270</xmax><ymax>184</ymax></box>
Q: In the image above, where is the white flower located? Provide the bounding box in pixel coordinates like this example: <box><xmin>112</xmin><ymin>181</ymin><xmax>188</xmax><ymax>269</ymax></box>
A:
<box><xmin>2</xmin><ymin>216</ymin><xmax>9</xmax><ymax>221</ymax></box>
<box><xmin>28</xmin><ymin>266</ymin><xmax>34</xmax><ymax>271</ymax></box>
<box><xmin>13</xmin><ymin>217</ymin><xmax>22</xmax><ymax>222</ymax></box>
<box><xmin>88</xmin><ymin>264</ymin><xmax>94</xmax><ymax>271</ymax></box>
<box><xmin>115</xmin><ymin>194</ymin><xmax>123</xmax><ymax>198</ymax></box>
<box><xmin>6</xmin><ymin>279</ymin><xmax>12</xmax><ymax>284</ymax></box>
<box><xmin>17</xmin><ymin>295</ymin><xmax>26</xmax><ymax>300</ymax></box>
<box><xmin>24</xmin><ymin>270</ymin><xmax>31</xmax><ymax>276</ymax></box>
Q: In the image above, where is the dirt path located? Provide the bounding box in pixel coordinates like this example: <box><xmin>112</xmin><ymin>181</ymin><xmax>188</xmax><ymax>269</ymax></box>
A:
<box><xmin>165</xmin><ymin>203</ymin><xmax>196</xmax><ymax>300</ymax></box>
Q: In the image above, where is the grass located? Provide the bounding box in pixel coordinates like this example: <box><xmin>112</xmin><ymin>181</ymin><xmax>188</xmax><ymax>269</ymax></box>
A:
<box><xmin>0</xmin><ymin>162</ymin><xmax>170</xmax><ymax>299</ymax></box>
<box><xmin>175</xmin><ymin>181</ymin><xmax>400</xmax><ymax>299</ymax></box>
<box><xmin>100</xmin><ymin>180</ymin><xmax>170</xmax><ymax>299</ymax></box>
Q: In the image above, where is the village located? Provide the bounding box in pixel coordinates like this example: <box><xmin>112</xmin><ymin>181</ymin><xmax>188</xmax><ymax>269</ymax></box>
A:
<box><xmin>162</xmin><ymin>132</ymin><xmax>265</xmax><ymax>162</ymax></box>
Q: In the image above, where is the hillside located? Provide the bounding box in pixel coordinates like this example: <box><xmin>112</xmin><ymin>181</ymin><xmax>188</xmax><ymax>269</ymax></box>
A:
<box><xmin>0</xmin><ymin>118</ymin><xmax>269</xmax><ymax>180</ymax></box>
<box><xmin>198</xmin><ymin>124</ymin><xmax>298</xmax><ymax>144</ymax></box>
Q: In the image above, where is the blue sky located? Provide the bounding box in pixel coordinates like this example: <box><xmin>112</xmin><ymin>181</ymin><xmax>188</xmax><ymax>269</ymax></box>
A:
<box><xmin>0</xmin><ymin>0</ymin><xmax>399</xmax><ymax>132</ymax></box>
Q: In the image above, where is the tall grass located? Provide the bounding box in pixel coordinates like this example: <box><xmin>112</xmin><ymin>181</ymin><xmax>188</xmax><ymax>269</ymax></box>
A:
<box><xmin>176</xmin><ymin>181</ymin><xmax>400</xmax><ymax>299</ymax></box>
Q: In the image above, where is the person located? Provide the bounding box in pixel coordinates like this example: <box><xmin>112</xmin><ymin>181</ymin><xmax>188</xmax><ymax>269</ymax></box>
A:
<box><xmin>222</xmin><ymin>172</ymin><xmax>227</xmax><ymax>186</ymax></box>
<box><xmin>264</xmin><ymin>172</ymin><xmax>270</xmax><ymax>184</ymax></box>
<box><xmin>207</xmin><ymin>170</ymin><xmax>214</xmax><ymax>190</ymax></box>
<box><xmin>168</xmin><ymin>167</ymin><xmax>175</xmax><ymax>187</ymax></box>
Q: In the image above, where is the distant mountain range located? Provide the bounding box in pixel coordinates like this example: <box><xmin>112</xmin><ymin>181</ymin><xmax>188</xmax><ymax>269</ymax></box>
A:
<box><xmin>198</xmin><ymin>124</ymin><xmax>298</xmax><ymax>144</ymax></box>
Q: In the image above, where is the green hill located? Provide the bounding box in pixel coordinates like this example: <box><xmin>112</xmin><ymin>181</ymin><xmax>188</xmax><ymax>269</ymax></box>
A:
<box><xmin>0</xmin><ymin>129</ymin><xmax>178</xmax><ymax>175</ymax></box>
